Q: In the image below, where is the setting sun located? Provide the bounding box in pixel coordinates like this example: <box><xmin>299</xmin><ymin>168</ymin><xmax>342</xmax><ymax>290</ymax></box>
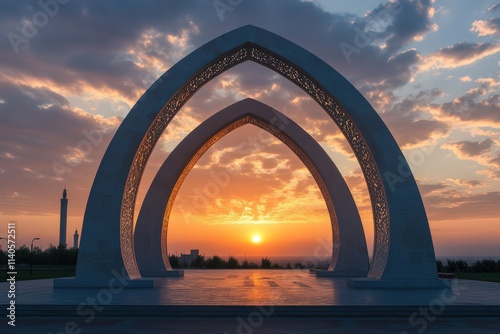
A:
<box><xmin>252</xmin><ymin>235</ymin><xmax>262</xmax><ymax>243</ymax></box>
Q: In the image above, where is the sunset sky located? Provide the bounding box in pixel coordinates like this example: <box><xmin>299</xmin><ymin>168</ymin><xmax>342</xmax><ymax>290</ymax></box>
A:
<box><xmin>0</xmin><ymin>0</ymin><xmax>499</xmax><ymax>259</ymax></box>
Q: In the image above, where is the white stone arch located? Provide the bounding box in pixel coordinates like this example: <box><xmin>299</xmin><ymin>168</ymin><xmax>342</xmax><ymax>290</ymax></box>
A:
<box><xmin>58</xmin><ymin>25</ymin><xmax>442</xmax><ymax>288</ymax></box>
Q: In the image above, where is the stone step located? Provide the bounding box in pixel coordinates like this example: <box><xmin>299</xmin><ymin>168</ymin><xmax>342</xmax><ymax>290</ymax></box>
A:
<box><xmin>13</xmin><ymin>305</ymin><xmax>500</xmax><ymax>318</ymax></box>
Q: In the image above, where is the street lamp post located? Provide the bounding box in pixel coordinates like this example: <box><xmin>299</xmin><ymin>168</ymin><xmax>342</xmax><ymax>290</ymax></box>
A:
<box><xmin>30</xmin><ymin>237</ymin><xmax>40</xmax><ymax>276</ymax></box>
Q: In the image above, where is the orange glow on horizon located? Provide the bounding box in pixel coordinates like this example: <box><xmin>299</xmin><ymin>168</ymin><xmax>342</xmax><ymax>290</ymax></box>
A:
<box><xmin>166</xmin><ymin>125</ymin><xmax>335</xmax><ymax>258</ymax></box>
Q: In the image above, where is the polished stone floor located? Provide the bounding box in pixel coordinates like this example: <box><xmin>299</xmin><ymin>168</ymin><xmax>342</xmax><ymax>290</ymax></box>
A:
<box><xmin>3</xmin><ymin>269</ymin><xmax>500</xmax><ymax>306</ymax></box>
<box><xmin>1</xmin><ymin>269</ymin><xmax>499</xmax><ymax>333</ymax></box>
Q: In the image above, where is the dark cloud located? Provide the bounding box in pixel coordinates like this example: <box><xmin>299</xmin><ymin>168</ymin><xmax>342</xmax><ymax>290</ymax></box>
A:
<box><xmin>465</xmin><ymin>180</ymin><xmax>484</xmax><ymax>187</ymax></box>
<box><xmin>444</xmin><ymin>93</ymin><xmax>500</xmax><ymax>124</ymax></box>
<box><xmin>371</xmin><ymin>0</ymin><xmax>434</xmax><ymax>52</ymax></box>
<box><xmin>439</xmin><ymin>42</ymin><xmax>497</xmax><ymax>59</ymax></box>
<box><xmin>378</xmin><ymin>89</ymin><xmax>449</xmax><ymax>148</ymax></box>
<box><xmin>445</xmin><ymin>139</ymin><xmax>493</xmax><ymax>157</ymax></box>
<box><xmin>458</xmin><ymin>179</ymin><xmax>484</xmax><ymax>188</ymax></box>
<box><xmin>0</xmin><ymin>0</ymin><xmax>438</xmax><ymax>105</ymax></box>
<box><xmin>421</xmin><ymin>42</ymin><xmax>500</xmax><ymax>70</ymax></box>
<box><xmin>482</xmin><ymin>167</ymin><xmax>500</xmax><ymax>180</ymax></box>
<box><xmin>490</xmin><ymin>153</ymin><xmax>500</xmax><ymax>167</ymax></box>
<box><xmin>423</xmin><ymin>190</ymin><xmax>500</xmax><ymax>220</ymax></box>
<box><xmin>435</xmin><ymin>79</ymin><xmax>500</xmax><ymax>125</ymax></box>
<box><xmin>418</xmin><ymin>182</ymin><xmax>448</xmax><ymax>196</ymax></box>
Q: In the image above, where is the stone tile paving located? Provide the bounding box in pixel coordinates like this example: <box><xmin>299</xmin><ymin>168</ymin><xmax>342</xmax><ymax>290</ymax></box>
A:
<box><xmin>2</xmin><ymin>269</ymin><xmax>500</xmax><ymax>306</ymax></box>
<box><xmin>5</xmin><ymin>317</ymin><xmax>500</xmax><ymax>334</ymax></box>
<box><xmin>2</xmin><ymin>270</ymin><xmax>499</xmax><ymax>333</ymax></box>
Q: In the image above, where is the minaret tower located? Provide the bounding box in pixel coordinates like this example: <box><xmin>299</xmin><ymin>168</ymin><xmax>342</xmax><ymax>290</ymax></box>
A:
<box><xmin>59</xmin><ymin>188</ymin><xmax>68</xmax><ymax>247</ymax></box>
<box><xmin>73</xmin><ymin>228</ymin><xmax>79</xmax><ymax>250</ymax></box>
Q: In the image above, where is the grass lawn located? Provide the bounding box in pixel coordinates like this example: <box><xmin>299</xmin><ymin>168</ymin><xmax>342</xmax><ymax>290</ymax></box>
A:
<box><xmin>1</xmin><ymin>265</ymin><xmax>75</xmax><ymax>281</ymax></box>
<box><xmin>456</xmin><ymin>272</ymin><xmax>500</xmax><ymax>283</ymax></box>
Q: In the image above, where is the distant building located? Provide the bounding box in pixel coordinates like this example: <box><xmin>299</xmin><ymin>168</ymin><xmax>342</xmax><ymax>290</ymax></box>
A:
<box><xmin>59</xmin><ymin>188</ymin><xmax>68</xmax><ymax>247</ymax></box>
<box><xmin>180</xmin><ymin>249</ymin><xmax>199</xmax><ymax>267</ymax></box>
<box><xmin>73</xmin><ymin>228</ymin><xmax>79</xmax><ymax>250</ymax></box>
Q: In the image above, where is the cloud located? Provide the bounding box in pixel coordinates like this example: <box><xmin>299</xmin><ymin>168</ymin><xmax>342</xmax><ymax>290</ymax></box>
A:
<box><xmin>429</xmin><ymin>77</ymin><xmax>500</xmax><ymax>126</ymax></box>
<box><xmin>375</xmin><ymin>0</ymin><xmax>437</xmax><ymax>48</ymax></box>
<box><xmin>419</xmin><ymin>41</ymin><xmax>500</xmax><ymax>71</ymax></box>
<box><xmin>479</xmin><ymin>167</ymin><xmax>500</xmax><ymax>180</ymax></box>
<box><xmin>0</xmin><ymin>78</ymin><xmax>119</xmax><ymax>216</ymax></box>
<box><xmin>1</xmin><ymin>0</ymin><xmax>499</xmax><ymax>258</ymax></box>
<box><xmin>443</xmin><ymin>138</ymin><xmax>493</xmax><ymax>158</ymax></box>
<box><xmin>0</xmin><ymin>1</ymin><xmax>205</xmax><ymax>110</ymax></box>
<box><xmin>423</xmin><ymin>190</ymin><xmax>500</xmax><ymax>221</ymax></box>
<box><xmin>0</xmin><ymin>0</ymin><xmax>440</xmax><ymax>111</ymax></box>
<box><xmin>441</xmin><ymin>138</ymin><xmax>499</xmax><ymax>179</ymax></box>
<box><xmin>490</xmin><ymin>153</ymin><xmax>500</xmax><ymax>167</ymax></box>
<box><xmin>471</xmin><ymin>18</ymin><xmax>500</xmax><ymax>37</ymax></box>
<box><xmin>480</xmin><ymin>153</ymin><xmax>500</xmax><ymax>180</ymax></box>
<box><xmin>419</xmin><ymin>182</ymin><xmax>448</xmax><ymax>196</ymax></box>
<box><xmin>378</xmin><ymin>88</ymin><xmax>449</xmax><ymax>148</ymax></box>
<box><xmin>170</xmin><ymin>127</ymin><xmax>329</xmax><ymax>226</ymax></box>
<box><xmin>447</xmin><ymin>179</ymin><xmax>484</xmax><ymax>188</ymax></box>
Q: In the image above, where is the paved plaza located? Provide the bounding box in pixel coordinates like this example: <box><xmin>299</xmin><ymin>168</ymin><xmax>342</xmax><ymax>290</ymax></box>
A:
<box><xmin>5</xmin><ymin>269</ymin><xmax>500</xmax><ymax>306</ymax></box>
<box><xmin>2</xmin><ymin>269</ymin><xmax>500</xmax><ymax>333</ymax></box>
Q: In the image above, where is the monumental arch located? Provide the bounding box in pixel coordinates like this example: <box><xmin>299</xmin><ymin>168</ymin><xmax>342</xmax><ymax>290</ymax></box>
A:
<box><xmin>134</xmin><ymin>98</ymin><xmax>369</xmax><ymax>277</ymax></box>
<box><xmin>57</xmin><ymin>25</ymin><xmax>442</xmax><ymax>288</ymax></box>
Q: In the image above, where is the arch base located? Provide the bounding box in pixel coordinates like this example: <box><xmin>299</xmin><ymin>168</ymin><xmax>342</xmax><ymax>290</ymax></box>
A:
<box><xmin>141</xmin><ymin>270</ymin><xmax>184</xmax><ymax>277</ymax></box>
<box><xmin>316</xmin><ymin>270</ymin><xmax>368</xmax><ymax>277</ymax></box>
<box><xmin>53</xmin><ymin>277</ymin><xmax>162</xmax><ymax>289</ymax></box>
<box><xmin>347</xmin><ymin>278</ymin><xmax>450</xmax><ymax>289</ymax></box>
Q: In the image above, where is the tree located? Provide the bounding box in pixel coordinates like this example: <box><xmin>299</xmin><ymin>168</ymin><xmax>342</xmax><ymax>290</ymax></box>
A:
<box><xmin>191</xmin><ymin>255</ymin><xmax>205</xmax><ymax>268</ymax></box>
<box><xmin>481</xmin><ymin>259</ymin><xmax>497</xmax><ymax>272</ymax></box>
<box><xmin>456</xmin><ymin>259</ymin><xmax>468</xmax><ymax>273</ymax></box>
<box><xmin>205</xmin><ymin>255</ymin><xmax>225</xmax><ymax>269</ymax></box>
<box><xmin>32</xmin><ymin>246</ymin><xmax>45</xmax><ymax>265</ymax></box>
<box><xmin>247</xmin><ymin>262</ymin><xmax>259</xmax><ymax>269</ymax></box>
<box><xmin>446</xmin><ymin>259</ymin><xmax>457</xmax><ymax>272</ymax></box>
<box><xmin>227</xmin><ymin>256</ymin><xmax>239</xmax><ymax>269</ymax></box>
<box><xmin>293</xmin><ymin>262</ymin><xmax>305</xmax><ymax>269</ymax></box>
<box><xmin>472</xmin><ymin>260</ymin><xmax>483</xmax><ymax>273</ymax></box>
<box><xmin>169</xmin><ymin>254</ymin><xmax>180</xmax><ymax>268</ymax></box>
<box><xmin>436</xmin><ymin>260</ymin><xmax>444</xmax><ymax>273</ymax></box>
<box><xmin>0</xmin><ymin>249</ymin><xmax>6</xmax><ymax>264</ymax></box>
<box><xmin>261</xmin><ymin>257</ymin><xmax>271</xmax><ymax>269</ymax></box>
<box><xmin>16</xmin><ymin>245</ymin><xmax>31</xmax><ymax>264</ymax></box>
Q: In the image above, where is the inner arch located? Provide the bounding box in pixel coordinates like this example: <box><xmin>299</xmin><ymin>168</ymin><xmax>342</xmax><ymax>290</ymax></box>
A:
<box><xmin>134</xmin><ymin>98</ymin><xmax>369</xmax><ymax>277</ymax></box>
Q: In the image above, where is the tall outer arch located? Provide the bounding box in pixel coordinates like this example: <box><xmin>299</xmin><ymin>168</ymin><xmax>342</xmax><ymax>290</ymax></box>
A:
<box><xmin>70</xmin><ymin>25</ymin><xmax>440</xmax><ymax>287</ymax></box>
<box><xmin>134</xmin><ymin>98</ymin><xmax>369</xmax><ymax>277</ymax></box>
